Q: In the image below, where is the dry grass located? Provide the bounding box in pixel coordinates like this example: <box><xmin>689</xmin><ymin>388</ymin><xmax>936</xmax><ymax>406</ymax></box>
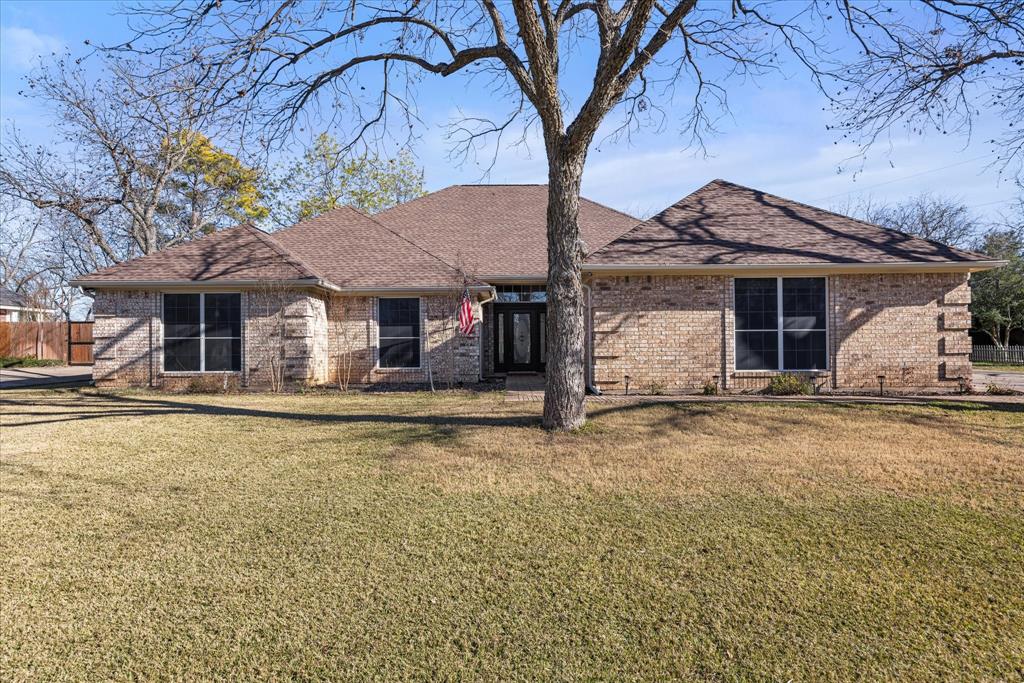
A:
<box><xmin>1</xmin><ymin>389</ymin><xmax>1022</xmax><ymax>680</ymax></box>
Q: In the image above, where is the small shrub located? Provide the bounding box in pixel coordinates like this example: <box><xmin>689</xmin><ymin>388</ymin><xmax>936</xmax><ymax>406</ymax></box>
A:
<box><xmin>648</xmin><ymin>380</ymin><xmax>667</xmax><ymax>396</ymax></box>
<box><xmin>702</xmin><ymin>379</ymin><xmax>718</xmax><ymax>396</ymax></box>
<box><xmin>986</xmin><ymin>383</ymin><xmax>1021</xmax><ymax>396</ymax></box>
<box><xmin>185</xmin><ymin>375</ymin><xmax>231</xmax><ymax>394</ymax></box>
<box><xmin>766</xmin><ymin>373</ymin><xmax>813</xmax><ymax>396</ymax></box>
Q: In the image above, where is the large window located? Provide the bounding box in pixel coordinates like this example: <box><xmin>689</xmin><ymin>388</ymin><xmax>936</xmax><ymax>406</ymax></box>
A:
<box><xmin>735</xmin><ymin>277</ymin><xmax>827</xmax><ymax>371</ymax></box>
<box><xmin>378</xmin><ymin>297</ymin><xmax>420</xmax><ymax>368</ymax></box>
<box><xmin>163</xmin><ymin>293</ymin><xmax>241</xmax><ymax>372</ymax></box>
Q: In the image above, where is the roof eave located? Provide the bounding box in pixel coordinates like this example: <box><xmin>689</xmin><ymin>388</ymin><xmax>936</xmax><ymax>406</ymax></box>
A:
<box><xmin>583</xmin><ymin>260</ymin><xmax>1008</xmax><ymax>275</ymax></box>
<box><xmin>69</xmin><ymin>277</ymin><xmax>342</xmax><ymax>292</ymax></box>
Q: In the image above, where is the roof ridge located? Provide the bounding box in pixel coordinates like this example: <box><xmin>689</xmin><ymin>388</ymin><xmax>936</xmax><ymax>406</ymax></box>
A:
<box><xmin>708</xmin><ymin>179</ymin><xmax>990</xmax><ymax>260</ymax></box>
<box><xmin>243</xmin><ymin>224</ymin><xmax>331</xmax><ymax>282</ymax></box>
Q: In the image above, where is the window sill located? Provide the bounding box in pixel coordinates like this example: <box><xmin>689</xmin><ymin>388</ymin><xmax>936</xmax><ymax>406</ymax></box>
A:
<box><xmin>732</xmin><ymin>369</ymin><xmax>830</xmax><ymax>377</ymax></box>
<box><xmin>161</xmin><ymin>371</ymin><xmax>242</xmax><ymax>375</ymax></box>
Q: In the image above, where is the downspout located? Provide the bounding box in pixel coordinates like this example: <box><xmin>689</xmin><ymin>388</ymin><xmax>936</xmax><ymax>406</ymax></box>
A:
<box><xmin>476</xmin><ymin>286</ymin><xmax>497</xmax><ymax>382</ymax></box>
<box><xmin>582</xmin><ymin>282</ymin><xmax>601</xmax><ymax>395</ymax></box>
<box><xmin>149</xmin><ymin>292</ymin><xmax>155</xmax><ymax>388</ymax></box>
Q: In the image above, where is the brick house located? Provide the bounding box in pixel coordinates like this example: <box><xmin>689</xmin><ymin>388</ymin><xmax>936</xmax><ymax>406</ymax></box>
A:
<box><xmin>70</xmin><ymin>180</ymin><xmax>1004</xmax><ymax>393</ymax></box>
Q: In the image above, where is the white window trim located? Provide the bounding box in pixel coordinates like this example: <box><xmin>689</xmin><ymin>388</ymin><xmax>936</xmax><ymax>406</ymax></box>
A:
<box><xmin>733</xmin><ymin>276</ymin><xmax>829</xmax><ymax>373</ymax></box>
<box><xmin>375</xmin><ymin>296</ymin><xmax>423</xmax><ymax>371</ymax></box>
<box><xmin>162</xmin><ymin>292</ymin><xmax>242</xmax><ymax>374</ymax></box>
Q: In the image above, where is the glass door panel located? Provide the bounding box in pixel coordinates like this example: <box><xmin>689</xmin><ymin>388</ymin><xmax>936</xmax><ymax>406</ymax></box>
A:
<box><xmin>513</xmin><ymin>312</ymin><xmax>531</xmax><ymax>365</ymax></box>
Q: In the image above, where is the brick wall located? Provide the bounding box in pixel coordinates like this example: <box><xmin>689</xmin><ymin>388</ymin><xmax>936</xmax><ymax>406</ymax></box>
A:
<box><xmin>245</xmin><ymin>289</ymin><xmax>330</xmax><ymax>387</ymax></box>
<box><xmin>590</xmin><ymin>275</ymin><xmax>728</xmax><ymax>392</ymax></box>
<box><xmin>92</xmin><ymin>289</ymin><xmax>328</xmax><ymax>389</ymax></box>
<box><xmin>324</xmin><ymin>294</ymin><xmax>482</xmax><ymax>387</ymax></box>
<box><xmin>92</xmin><ymin>290</ymin><xmax>160</xmax><ymax>387</ymax></box>
<box><xmin>832</xmin><ymin>272</ymin><xmax>971</xmax><ymax>390</ymax></box>
<box><xmin>92</xmin><ymin>290</ymin><xmax>483</xmax><ymax>389</ymax></box>
<box><xmin>589</xmin><ymin>272</ymin><xmax>972</xmax><ymax>394</ymax></box>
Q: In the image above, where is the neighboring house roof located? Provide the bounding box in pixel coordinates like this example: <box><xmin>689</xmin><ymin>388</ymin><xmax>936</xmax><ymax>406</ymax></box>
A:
<box><xmin>587</xmin><ymin>179</ymin><xmax>998</xmax><ymax>269</ymax></box>
<box><xmin>374</xmin><ymin>184</ymin><xmax>639</xmax><ymax>279</ymax></box>
<box><xmin>71</xmin><ymin>224</ymin><xmax>326</xmax><ymax>287</ymax></box>
<box><xmin>1</xmin><ymin>286</ymin><xmax>29</xmax><ymax>309</ymax></box>
<box><xmin>0</xmin><ymin>286</ymin><xmax>56</xmax><ymax>312</ymax></box>
<box><xmin>273</xmin><ymin>206</ymin><xmax>475</xmax><ymax>289</ymax></box>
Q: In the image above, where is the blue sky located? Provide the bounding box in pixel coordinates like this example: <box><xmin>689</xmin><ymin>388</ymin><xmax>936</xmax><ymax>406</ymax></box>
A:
<box><xmin>1</xmin><ymin>0</ymin><xmax>1017</xmax><ymax>222</ymax></box>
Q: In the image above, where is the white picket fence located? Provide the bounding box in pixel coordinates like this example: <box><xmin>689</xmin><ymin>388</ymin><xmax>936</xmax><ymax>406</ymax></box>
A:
<box><xmin>971</xmin><ymin>345</ymin><xmax>1024</xmax><ymax>365</ymax></box>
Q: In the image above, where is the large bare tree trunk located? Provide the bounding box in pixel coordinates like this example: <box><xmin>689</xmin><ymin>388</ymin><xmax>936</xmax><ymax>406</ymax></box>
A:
<box><xmin>543</xmin><ymin>152</ymin><xmax>587</xmax><ymax>431</ymax></box>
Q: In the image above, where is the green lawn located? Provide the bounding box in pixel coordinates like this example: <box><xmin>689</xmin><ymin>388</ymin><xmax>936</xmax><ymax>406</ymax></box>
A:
<box><xmin>1</xmin><ymin>390</ymin><xmax>1022</xmax><ymax>680</ymax></box>
<box><xmin>974</xmin><ymin>361</ymin><xmax>1024</xmax><ymax>373</ymax></box>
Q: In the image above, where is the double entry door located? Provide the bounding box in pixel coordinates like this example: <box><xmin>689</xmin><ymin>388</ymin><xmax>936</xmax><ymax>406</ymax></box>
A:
<box><xmin>494</xmin><ymin>304</ymin><xmax>546</xmax><ymax>372</ymax></box>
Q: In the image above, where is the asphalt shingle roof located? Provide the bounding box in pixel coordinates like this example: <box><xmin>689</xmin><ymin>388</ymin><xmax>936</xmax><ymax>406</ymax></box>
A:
<box><xmin>74</xmin><ymin>224</ymin><xmax>321</xmax><ymax>284</ymax></box>
<box><xmin>273</xmin><ymin>206</ymin><xmax>470</xmax><ymax>289</ymax></box>
<box><xmin>0</xmin><ymin>287</ymin><xmax>30</xmax><ymax>308</ymax></box>
<box><xmin>374</xmin><ymin>185</ymin><xmax>639</xmax><ymax>278</ymax></box>
<box><xmin>73</xmin><ymin>180</ymin><xmax>997</xmax><ymax>291</ymax></box>
<box><xmin>587</xmin><ymin>179</ymin><xmax>994</xmax><ymax>266</ymax></box>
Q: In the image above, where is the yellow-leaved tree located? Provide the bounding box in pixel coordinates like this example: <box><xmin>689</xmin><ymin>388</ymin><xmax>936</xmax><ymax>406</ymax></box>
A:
<box><xmin>268</xmin><ymin>133</ymin><xmax>424</xmax><ymax>226</ymax></box>
<box><xmin>163</xmin><ymin>130</ymin><xmax>269</xmax><ymax>235</ymax></box>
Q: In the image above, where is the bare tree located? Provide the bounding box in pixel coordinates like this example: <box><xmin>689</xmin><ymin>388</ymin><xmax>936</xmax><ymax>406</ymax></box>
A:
<box><xmin>829</xmin><ymin>0</ymin><xmax>1024</xmax><ymax>171</ymax></box>
<box><xmin>426</xmin><ymin>256</ymin><xmax>479</xmax><ymax>391</ymax></box>
<box><xmin>116</xmin><ymin>0</ymin><xmax>1021</xmax><ymax>429</ymax></box>
<box><xmin>0</xmin><ymin>196</ymin><xmax>84</xmax><ymax>319</ymax></box>
<box><xmin>834</xmin><ymin>193</ymin><xmax>980</xmax><ymax>248</ymax></box>
<box><xmin>0</xmin><ymin>55</ymin><xmax>259</xmax><ymax>277</ymax></box>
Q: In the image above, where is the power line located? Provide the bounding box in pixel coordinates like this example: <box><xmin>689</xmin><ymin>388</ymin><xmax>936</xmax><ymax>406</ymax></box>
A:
<box><xmin>965</xmin><ymin>198</ymin><xmax>1016</xmax><ymax>210</ymax></box>
<box><xmin>810</xmin><ymin>153</ymin><xmax>997</xmax><ymax>203</ymax></box>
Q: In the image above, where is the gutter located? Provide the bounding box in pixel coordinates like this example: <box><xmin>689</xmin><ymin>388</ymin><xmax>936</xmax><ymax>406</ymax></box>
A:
<box><xmin>70</xmin><ymin>277</ymin><xmax>342</xmax><ymax>292</ymax></box>
<box><xmin>68</xmin><ymin>279</ymin><xmax>498</xmax><ymax>296</ymax></box>
<box><xmin>583</xmin><ymin>260</ymin><xmax>1008</xmax><ymax>275</ymax></box>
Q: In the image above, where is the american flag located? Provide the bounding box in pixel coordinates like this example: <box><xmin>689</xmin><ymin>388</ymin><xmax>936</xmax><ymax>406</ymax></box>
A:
<box><xmin>457</xmin><ymin>288</ymin><xmax>476</xmax><ymax>335</ymax></box>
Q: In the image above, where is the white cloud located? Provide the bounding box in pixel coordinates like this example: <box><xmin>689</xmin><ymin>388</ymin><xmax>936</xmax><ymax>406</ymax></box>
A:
<box><xmin>1</xmin><ymin>26</ymin><xmax>63</xmax><ymax>71</ymax></box>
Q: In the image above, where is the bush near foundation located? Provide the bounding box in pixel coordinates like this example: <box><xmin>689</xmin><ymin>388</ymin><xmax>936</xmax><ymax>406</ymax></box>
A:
<box><xmin>766</xmin><ymin>373</ymin><xmax>813</xmax><ymax>396</ymax></box>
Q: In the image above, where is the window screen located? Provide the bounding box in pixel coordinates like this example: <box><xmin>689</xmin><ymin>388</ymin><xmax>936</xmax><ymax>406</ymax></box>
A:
<box><xmin>734</xmin><ymin>277</ymin><xmax>827</xmax><ymax>371</ymax></box>
<box><xmin>735</xmin><ymin>278</ymin><xmax>779</xmax><ymax>371</ymax></box>
<box><xmin>378</xmin><ymin>298</ymin><xmax>420</xmax><ymax>368</ymax></box>
<box><xmin>163</xmin><ymin>293</ymin><xmax>241</xmax><ymax>372</ymax></box>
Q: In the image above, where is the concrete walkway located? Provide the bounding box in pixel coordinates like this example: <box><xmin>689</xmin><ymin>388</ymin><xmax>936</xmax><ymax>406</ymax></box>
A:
<box><xmin>975</xmin><ymin>369</ymin><xmax>1024</xmax><ymax>392</ymax></box>
<box><xmin>0</xmin><ymin>366</ymin><xmax>92</xmax><ymax>390</ymax></box>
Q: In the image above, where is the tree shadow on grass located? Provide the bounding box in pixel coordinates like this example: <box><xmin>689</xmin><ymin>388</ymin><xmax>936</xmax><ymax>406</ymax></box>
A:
<box><xmin>0</xmin><ymin>392</ymin><xmax>544</xmax><ymax>430</ymax></box>
<box><xmin>1</xmin><ymin>392</ymin><xmax>1021</xmax><ymax>447</ymax></box>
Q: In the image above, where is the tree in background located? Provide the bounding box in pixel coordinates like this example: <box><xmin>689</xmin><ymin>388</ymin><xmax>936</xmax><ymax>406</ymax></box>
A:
<box><xmin>971</xmin><ymin>196</ymin><xmax>1024</xmax><ymax>348</ymax></box>
<box><xmin>836</xmin><ymin>194</ymin><xmax>980</xmax><ymax>248</ymax></box>
<box><xmin>0</xmin><ymin>197</ymin><xmax>81</xmax><ymax>319</ymax></box>
<box><xmin>0</xmin><ymin>56</ymin><xmax>266</xmax><ymax>282</ymax></box>
<box><xmin>268</xmin><ymin>133</ymin><xmax>424</xmax><ymax>226</ymax></box>
<box><xmin>162</xmin><ymin>131</ymin><xmax>269</xmax><ymax>236</ymax></box>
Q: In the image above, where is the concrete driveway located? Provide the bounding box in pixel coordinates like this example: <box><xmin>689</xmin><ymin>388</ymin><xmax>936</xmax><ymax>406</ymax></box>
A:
<box><xmin>0</xmin><ymin>366</ymin><xmax>92</xmax><ymax>390</ymax></box>
<box><xmin>974</xmin><ymin>369</ymin><xmax>1024</xmax><ymax>393</ymax></box>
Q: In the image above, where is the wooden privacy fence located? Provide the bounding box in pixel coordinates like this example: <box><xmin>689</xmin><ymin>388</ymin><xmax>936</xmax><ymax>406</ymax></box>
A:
<box><xmin>971</xmin><ymin>345</ymin><xmax>1024</xmax><ymax>365</ymax></box>
<box><xmin>0</xmin><ymin>321</ymin><xmax>94</xmax><ymax>365</ymax></box>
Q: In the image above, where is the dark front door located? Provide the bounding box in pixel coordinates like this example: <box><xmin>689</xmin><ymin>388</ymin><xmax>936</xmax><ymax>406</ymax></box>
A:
<box><xmin>494</xmin><ymin>304</ymin><xmax>545</xmax><ymax>372</ymax></box>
